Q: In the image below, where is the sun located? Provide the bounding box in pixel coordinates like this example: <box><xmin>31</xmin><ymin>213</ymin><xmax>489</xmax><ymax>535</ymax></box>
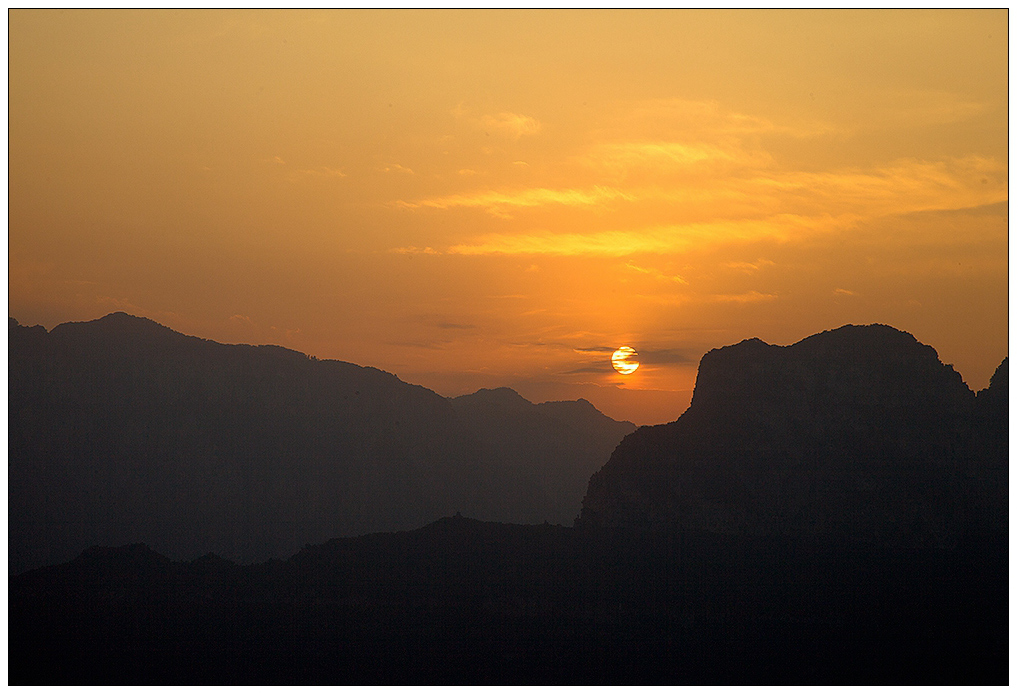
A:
<box><xmin>611</xmin><ymin>346</ymin><xmax>640</xmax><ymax>375</ymax></box>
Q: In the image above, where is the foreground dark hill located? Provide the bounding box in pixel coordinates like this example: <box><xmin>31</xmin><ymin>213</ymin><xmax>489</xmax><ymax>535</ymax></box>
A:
<box><xmin>9</xmin><ymin>313</ymin><xmax>632</xmax><ymax>573</ymax></box>
<box><xmin>580</xmin><ymin>324</ymin><xmax>1007</xmax><ymax>547</ymax></box>
<box><xmin>10</xmin><ymin>516</ymin><xmax>1007</xmax><ymax>684</ymax></box>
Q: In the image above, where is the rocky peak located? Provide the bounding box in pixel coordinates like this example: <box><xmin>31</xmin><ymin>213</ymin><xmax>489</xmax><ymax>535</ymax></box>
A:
<box><xmin>688</xmin><ymin>324</ymin><xmax>971</xmax><ymax>425</ymax></box>
<box><xmin>579</xmin><ymin>325</ymin><xmax>1004</xmax><ymax>547</ymax></box>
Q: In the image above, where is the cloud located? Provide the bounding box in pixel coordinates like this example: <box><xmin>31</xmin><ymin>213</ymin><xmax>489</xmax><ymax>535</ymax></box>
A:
<box><xmin>572</xmin><ymin>345</ymin><xmax>617</xmax><ymax>354</ymax></box>
<box><xmin>638</xmin><ymin>348</ymin><xmax>696</xmax><ymax>365</ymax></box>
<box><xmin>292</xmin><ymin>166</ymin><xmax>347</xmax><ymax>178</ymax></box>
<box><xmin>399</xmin><ymin>185</ymin><xmax>632</xmax><ymax>218</ymax></box>
<box><xmin>436</xmin><ymin>322</ymin><xmax>477</xmax><ymax>330</ymax></box>
<box><xmin>610</xmin><ymin>98</ymin><xmax>836</xmax><ymax>139</ymax></box>
<box><xmin>833</xmin><ymin>288</ymin><xmax>857</xmax><ymax>296</ymax></box>
<box><xmin>396</xmin><ymin>153</ymin><xmax>1000</xmax><ymax>230</ymax></box>
<box><xmin>584</xmin><ymin>140</ymin><xmax>771</xmax><ymax>174</ymax></box>
<box><xmin>747</xmin><ymin>156</ymin><xmax>1007</xmax><ymax>218</ymax></box>
<box><xmin>396</xmin><ymin>97</ymin><xmax>1002</xmax><ymax>263</ymax></box>
<box><xmin>381</xmin><ymin>163</ymin><xmax>415</xmax><ymax>175</ymax></box>
<box><xmin>564</xmin><ymin>361</ymin><xmax>617</xmax><ymax>374</ymax></box>
<box><xmin>479</xmin><ymin>112</ymin><xmax>541</xmax><ymax>138</ymax></box>
<box><xmin>445</xmin><ymin>215</ymin><xmax>846</xmax><ymax>256</ymax></box>
<box><xmin>389</xmin><ymin>246</ymin><xmax>439</xmax><ymax>255</ymax></box>
<box><xmin>624</xmin><ymin>262</ymin><xmax>688</xmax><ymax>284</ymax></box>
<box><xmin>864</xmin><ymin>91</ymin><xmax>990</xmax><ymax>129</ymax></box>
<box><xmin>726</xmin><ymin>259</ymin><xmax>776</xmax><ymax>273</ymax></box>
<box><xmin>706</xmin><ymin>290</ymin><xmax>777</xmax><ymax>304</ymax></box>
<box><xmin>562</xmin><ymin>346</ymin><xmax>694</xmax><ymax>373</ymax></box>
<box><xmin>627</xmin><ymin>290</ymin><xmax>779</xmax><ymax>308</ymax></box>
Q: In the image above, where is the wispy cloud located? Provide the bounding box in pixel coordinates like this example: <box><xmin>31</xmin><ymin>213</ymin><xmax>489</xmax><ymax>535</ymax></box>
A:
<box><xmin>396</xmin><ymin>154</ymin><xmax>1001</xmax><ymax>227</ymax></box>
<box><xmin>479</xmin><ymin>112</ymin><xmax>541</xmax><ymax>138</ymax></box>
<box><xmin>445</xmin><ymin>215</ymin><xmax>847</xmax><ymax>256</ymax></box>
<box><xmin>292</xmin><ymin>166</ymin><xmax>347</xmax><ymax>178</ymax></box>
<box><xmin>584</xmin><ymin>140</ymin><xmax>771</xmax><ymax>174</ymax></box>
<box><xmin>380</xmin><ymin>163</ymin><xmax>415</xmax><ymax>175</ymax></box>
<box><xmin>397</xmin><ymin>185</ymin><xmax>632</xmax><ymax>218</ymax></box>
<box><xmin>390</xmin><ymin>246</ymin><xmax>439</xmax><ymax>255</ymax></box>
<box><xmin>631</xmin><ymin>290</ymin><xmax>779</xmax><ymax>307</ymax></box>
<box><xmin>748</xmin><ymin>156</ymin><xmax>1007</xmax><ymax>217</ymax></box>
<box><xmin>863</xmin><ymin>91</ymin><xmax>991</xmax><ymax>129</ymax></box>
<box><xmin>726</xmin><ymin>259</ymin><xmax>776</xmax><ymax>273</ymax></box>
<box><xmin>612</xmin><ymin>98</ymin><xmax>837</xmax><ymax>139</ymax></box>
<box><xmin>624</xmin><ymin>262</ymin><xmax>688</xmax><ymax>284</ymax></box>
<box><xmin>707</xmin><ymin>290</ymin><xmax>777</xmax><ymax>304</ymax></box>
<box><xmin>572</xmin><ymin>345</ymin><xmax>617</xmax><ymax>354</ymax></box>
<box><xmin>639</xmin><ymin>347</ymin><xmax>696</xmax><ymax>365</ymax></box>
<box><xmin>564</xmin><ymin>361</ymin><xmax>617</xmax><ymax>374</ymax></box>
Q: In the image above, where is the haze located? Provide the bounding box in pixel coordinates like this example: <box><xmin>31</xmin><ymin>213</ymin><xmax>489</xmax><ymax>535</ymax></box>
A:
<box><xmin>9</xmin><ymin>9</ymin><xmax>1007</xmax><ymax>425</ymax></box>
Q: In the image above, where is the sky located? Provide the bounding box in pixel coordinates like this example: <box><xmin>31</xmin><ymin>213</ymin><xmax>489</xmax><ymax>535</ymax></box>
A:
<box><xmin>9</xmin><ymin>9</ymin><xmax>1008</xmax><ymax>425</ymax></box>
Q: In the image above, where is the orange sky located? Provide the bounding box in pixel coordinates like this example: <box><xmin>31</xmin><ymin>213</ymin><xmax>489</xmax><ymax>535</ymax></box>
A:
<box><xmin>9</xmin><ymin>9</ymin><xmax>1008</xmax><ymax>425</ymax></box>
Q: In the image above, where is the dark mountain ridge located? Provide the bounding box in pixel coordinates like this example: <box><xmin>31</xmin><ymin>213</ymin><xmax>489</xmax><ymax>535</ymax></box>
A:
<box><xmin>9</xmin><ymin>313</ymin><xmax>633</xmax><ymax>574</ymax></box>
<box><xmin>579</xmin><ymin>324</ymin><xmax>1006</xmax><ymax>547</ymax></box>
<box><xmin>10</xmin><ymin>513</ymin><xmax>1006</xmax><ymax>684</ymax></box>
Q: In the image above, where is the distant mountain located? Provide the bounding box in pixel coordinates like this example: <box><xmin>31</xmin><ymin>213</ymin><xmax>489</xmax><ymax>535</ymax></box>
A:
<box><xmin>579</xmin><ymin>324</ymin><xmax>1007</xmax><ymax>546</ymax></box>
<box><xmin>9</xmin><ymin>313</ymin><xmax>632</xmax><ymax>573</ymax></box>
<box><xmin>450</xmin><ymin>388</ymin><xmax>635</xmax><ymax>525</ymax></box>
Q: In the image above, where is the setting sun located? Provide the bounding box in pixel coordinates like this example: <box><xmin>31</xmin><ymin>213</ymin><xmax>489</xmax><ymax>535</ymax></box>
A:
<box><xmin>611</xmin><ymin>346</ymin><xmax>640</xmax><ymax>375</ymax></box>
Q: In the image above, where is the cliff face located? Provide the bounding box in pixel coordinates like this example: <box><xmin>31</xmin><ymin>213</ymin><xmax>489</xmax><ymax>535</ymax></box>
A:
<box><xmin>579</xmin><ymin>325</ymin><xmax>1005</xmax><ymax>547</ymax></box>
<box><xmin>9</xmin><ymin>313</ymin><xmax>632</xmax><ymax>573</ymax></box>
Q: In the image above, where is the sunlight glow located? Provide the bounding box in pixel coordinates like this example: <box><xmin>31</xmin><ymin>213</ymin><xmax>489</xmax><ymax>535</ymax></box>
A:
<box><xmin>612</xmin><ymin>346</ymin><xmax>640</xmax><ymax>375</ymax></box>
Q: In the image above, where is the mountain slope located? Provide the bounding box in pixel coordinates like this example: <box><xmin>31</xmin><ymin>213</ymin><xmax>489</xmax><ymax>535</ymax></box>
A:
<box><xmin>450</xmin><ymin>388</ymin><xmax>635</xmax><ymax>525</ymax></box>
<box><xmin>9</xmin><ymin>313</ymin><xmax>631</xmax><ymax>573</ymax></box>
<box><xmin>579</xmin><ymin>324</ymin><xmax>1006</xmax><ymax>546</ymax></box>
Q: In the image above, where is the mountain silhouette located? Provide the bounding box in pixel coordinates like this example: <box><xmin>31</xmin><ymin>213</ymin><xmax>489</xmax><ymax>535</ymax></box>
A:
<box><xmin>10</xmin><ymin>512</ymin><xmax>1007</xmax><ymax>684</ymax></box>
<box><xmin>8</xmin><ymin>321</ymin><xmax>1007</xmax><ymax>684</ymax></box>
<box><xmin>9</xmin><ymin>313</ymin><xmax>632</xmax><ymax>573</ymax></box>
<box><xmin>450</xmin><ymin>388</ymin><xmax>635</xmax><ymax>525</ymax></box>
<box><xmin>579</xmin><ymin>324</ymin><xmax>1006</xmax><ymax>546</ymax></box>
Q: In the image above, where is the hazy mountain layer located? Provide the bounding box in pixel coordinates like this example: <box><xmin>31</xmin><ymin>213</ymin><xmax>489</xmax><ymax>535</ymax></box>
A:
<box><xmin>579</xmin><ymin>324</ymin><xmax>1007</xmax><ymax>546</ymax></box>
<box><xmin>9</xmin><ymin>313</ymin><xmax>632</xmax><ymax>573</ymax></box>
<box><xmin>450</xmin><ymin>387</ymin><xmax>635</xmax><ymax>525</ymax></box>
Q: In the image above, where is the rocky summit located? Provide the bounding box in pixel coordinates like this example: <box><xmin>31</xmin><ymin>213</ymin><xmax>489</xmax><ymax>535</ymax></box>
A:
<box><xmin>579</xmin><ymin>324</ymin><xmax>1007</xmax><ymax>547</ymax></box>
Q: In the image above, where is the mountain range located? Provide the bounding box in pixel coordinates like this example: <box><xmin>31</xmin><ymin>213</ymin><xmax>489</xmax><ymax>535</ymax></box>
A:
<box><xmin>9</xmin><ymin>312</ymin><xmax>634</xmax><ymax>574</ymax></box>
<box><xmin>8</xmin><ymin>317</ymin><xmax>1007</xmax><ymax>683</ymax></box>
